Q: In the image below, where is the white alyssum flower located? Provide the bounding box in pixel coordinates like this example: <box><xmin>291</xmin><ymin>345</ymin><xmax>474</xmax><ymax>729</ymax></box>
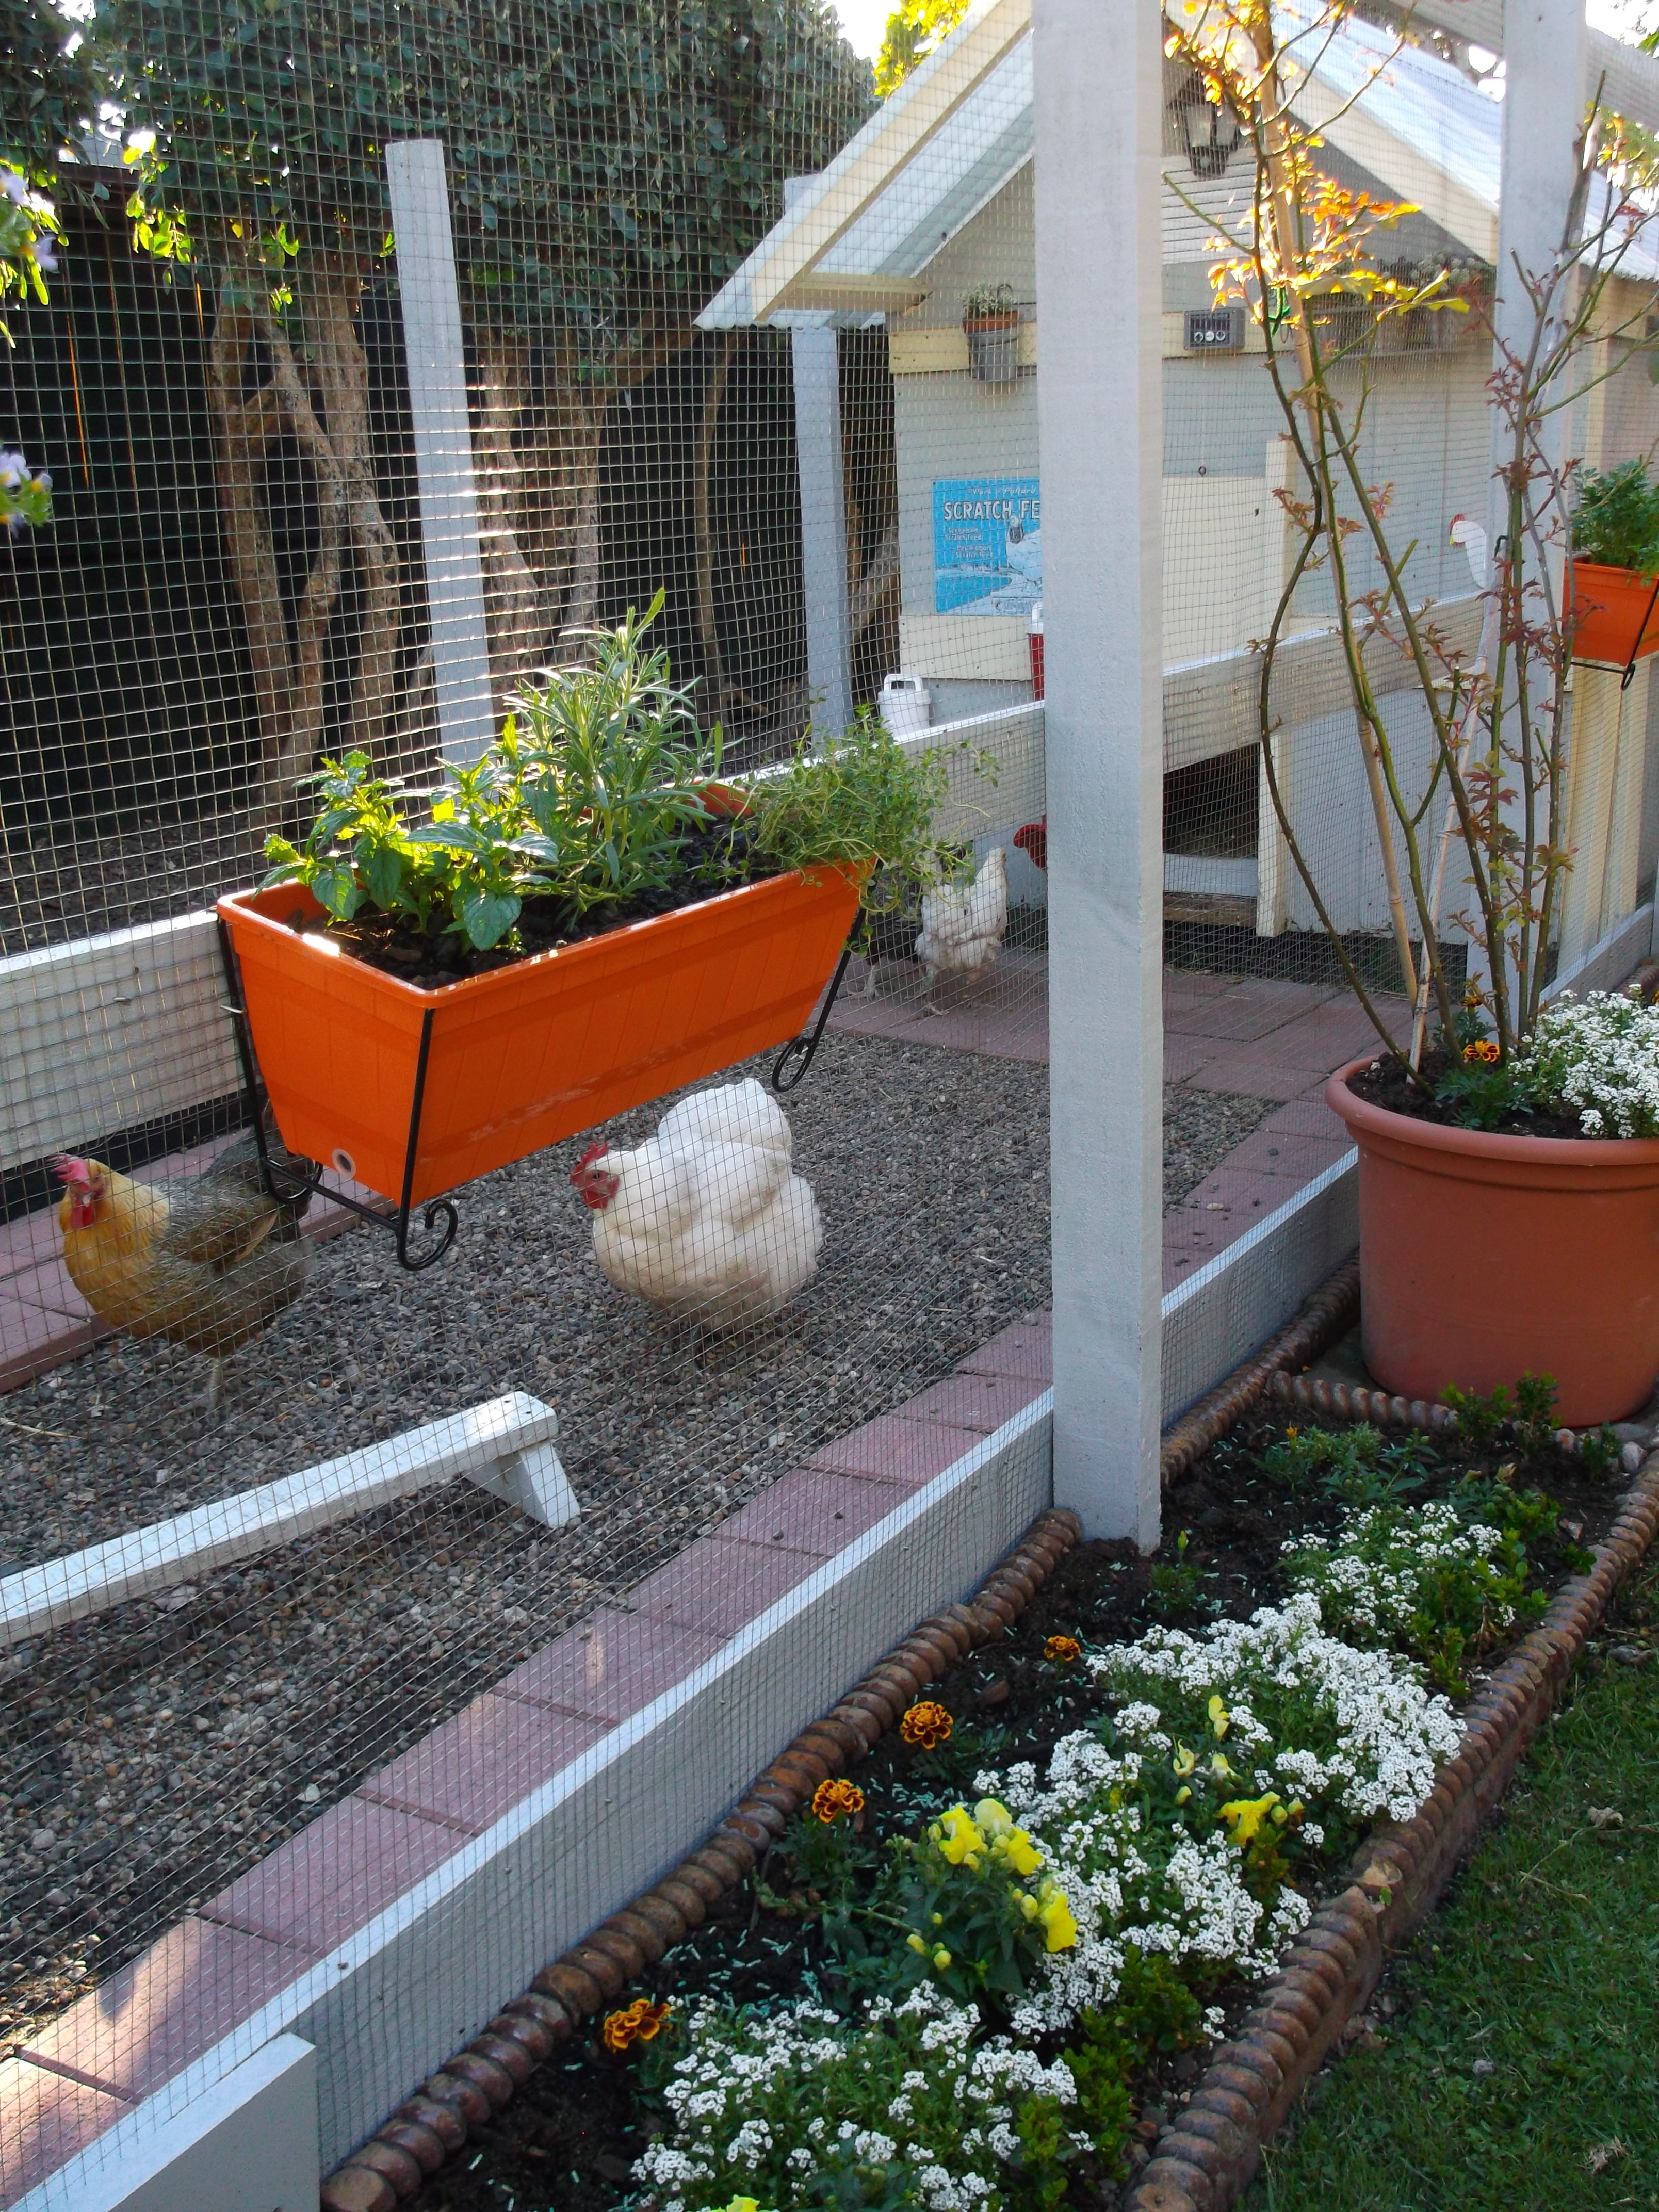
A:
<box><xmin>632</xmin><ymin>1986</ymin><xmax>1072</xmax><ymax>2212</ymax></box>
<box><xmin>1090</xmin><ymin>1593</ymin><xmax>1462</xmax><ymax>1825</ymax></box>
<box><xmin>1515</xmin><ymin>988</ymin><xmax>1659</xmax><ymax>1136</ymax></box>
<box><xmin>1284</xmin><ymin>1501</ymin><xmax>1516</xmax><ymax>1649</ymax></box>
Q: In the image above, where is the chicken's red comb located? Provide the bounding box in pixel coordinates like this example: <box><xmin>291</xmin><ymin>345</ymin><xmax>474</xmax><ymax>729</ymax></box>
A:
<box><xmin>51</xmin><ymin>1154</ymin><xmax>91</xmax><ymax>1183</ymax></box>
<box><xmin>570</xmin><ymin>1141</ymin><xmax>609</xmax><ymax>1183</ymax></box>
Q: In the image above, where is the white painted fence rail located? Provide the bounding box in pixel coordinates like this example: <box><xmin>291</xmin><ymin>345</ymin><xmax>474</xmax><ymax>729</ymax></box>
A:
<box><xmin>0</xmin><ymin>1394</ymin><xmax>574</xmax><ymax>1648</ymax></box>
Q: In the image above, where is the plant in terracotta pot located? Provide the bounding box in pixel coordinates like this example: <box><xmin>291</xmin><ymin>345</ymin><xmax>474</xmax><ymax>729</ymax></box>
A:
<box><xmin>1166</xmin><ymin>0</ymin><xmax>1659</xmax><ymax>1421</ymax></box>
<box><xmin>961</xmin><ymin>281</ymin><xmax>1021</xmax><ymax>384</ymax></box>
<box><xmin>220</xmin><ymin>596</ymin><xmax>979</xmax><ymax>1213</ymax></box>
<box><xmin>1567</xmin><ymin>459</ymin><xmax>1659</xmax><ymax>671</ymax></box>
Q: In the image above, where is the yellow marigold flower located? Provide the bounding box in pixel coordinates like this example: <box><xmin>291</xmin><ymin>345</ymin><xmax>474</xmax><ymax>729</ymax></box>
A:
<box><xmin>1219</xmin><ymin>1792</ymin><xmax>1282</xmax><ymax>1849</ymax></box>
<box><xmin>936</xmin><ymin>1805</ymin><xmax>984</xmax><ymax>1865</ymax></box>
<box><xmin>1037</xmin><ymin>1889</ymin><xmax>1078</xmax><ymax>1953</ymax></box>
<box><xmin>1464</xmin><ymin>1038</ymin><xmax>1501</xmax><ymax>1063</ymax></box>
<box><xmin>811</xmin><ymin>1777</ymin><xmax>866</xmax><ymax>1825</ymax></box>
<box><xmin>974</xmin><ymin>1798</ymin><xmax>1014</xmax><ymax>1837</ymax></box>
<box><xmin>601</xmin><ymin>1997</ymin><xmax>672</xmax><ymax>2053</ymax></box>
<box><xmin>1044</xmin><ymin>1633</ymin><xmax>1082</xmax><ymax>1664</ymax></box>
<box><xmin>1208</xmin><ymin>1694</ymin><xmax>1231</xmax><ymax>1739</ymax></box>
<box><xmin>1286</xmin><ymin>1425</ymin><xmax>1299</xmax><ymax>1440</ymax></box>
<box><xmin>900</xmin><ymin>1700</ymin><xmax>954</xmax><ymax>1750</ymax></box>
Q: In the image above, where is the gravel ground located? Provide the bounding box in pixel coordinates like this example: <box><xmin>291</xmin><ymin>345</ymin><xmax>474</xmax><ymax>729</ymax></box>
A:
<box><xmin>0</xmin><ymin>1033</ymin><xmax>1268</xmax><ymax>2048</ymax></box>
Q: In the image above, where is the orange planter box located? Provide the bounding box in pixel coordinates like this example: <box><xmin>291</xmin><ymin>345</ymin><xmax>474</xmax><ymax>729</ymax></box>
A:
<box><xmin>217</xmin><ymin>865</ymin><xmax>863</xmax><ymax>1207</ymax></box>
<box><xmin>1569</xmin><ymin>560</ymin><xmax>1659</xmax><ymax>669</ymax></box>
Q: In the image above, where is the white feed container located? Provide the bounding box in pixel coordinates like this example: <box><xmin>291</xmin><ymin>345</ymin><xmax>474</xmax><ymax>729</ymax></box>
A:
<box><xmin>879</xmin><ymin>672</ymin><xmax>932</xmax><ymax>739</ymax></box>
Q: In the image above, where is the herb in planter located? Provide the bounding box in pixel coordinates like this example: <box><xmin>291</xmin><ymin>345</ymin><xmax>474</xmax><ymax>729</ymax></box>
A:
<box><xmin>961</xmin><ymin>281</ymin><xmax>1017</xmax><ymax>321</ymax></box>
<box><xmin>263</xmin><ymin>597</ymin><xmax>969</xmax><ymax>987</ymax></box>
<box><xmin>1572</xmin><ymin>460</ymin><xmax>1659</xmax><ymax>575</ymax></box>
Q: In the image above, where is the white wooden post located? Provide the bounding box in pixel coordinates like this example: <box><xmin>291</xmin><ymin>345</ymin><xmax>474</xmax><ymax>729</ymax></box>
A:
<box><xmin>786</xmin><ymin>177</ymin><xmax>855</xmax><ymax>737</ymax></box>
<box><xmin>1034</xmin><ymin>0</ymin><xmax>1163</xmax><ymax>1547</ymax></box>
<box><xmin>1467</xmin><ymin>0</ymin><xmax>1587</xmax><ymax>1003</ymax></box>
<box><xmin>386</xmin><ymin>140</ymin><xmax>497</xmax><ymax>768</ymax></box>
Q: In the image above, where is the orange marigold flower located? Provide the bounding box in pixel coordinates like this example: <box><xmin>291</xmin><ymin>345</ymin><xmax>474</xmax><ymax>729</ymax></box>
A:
<box><xmin>900</xmin><ymin>1699</ymin><xmax>954</xmax><ymax>1750</ymax></box>
<box><xmin>811</xmin><ymin>1777</ymin><xmax>866</xmax><ymax>1824</ymax></box>
<box><xmin>1463</xmin><ymin>1038</ymin><xmax>1501</xmax><ymax>1064</ymax></box>
<box><xmin>1044</xmin><ymin>1634</ymin><xmax>1082</xmax><ymax>1665</ymax></box>
<box><xmin>601</xmin><ymin>1997</ymin><xmax>672</xmax><ymax>2053</ymax></box>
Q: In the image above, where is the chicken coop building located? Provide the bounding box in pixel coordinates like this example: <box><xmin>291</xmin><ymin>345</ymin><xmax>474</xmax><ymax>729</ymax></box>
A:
<box><xmin>702</xmin><ymin>1</ymin><xmax>1659</xmax><ymax>972</ymax></box>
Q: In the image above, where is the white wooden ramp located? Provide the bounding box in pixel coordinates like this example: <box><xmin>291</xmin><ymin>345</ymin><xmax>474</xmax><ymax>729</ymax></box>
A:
<box><xmin>0</xmin><ymin>1394</ymin><xmax>575</xmax><ymax>1648</ymax></box>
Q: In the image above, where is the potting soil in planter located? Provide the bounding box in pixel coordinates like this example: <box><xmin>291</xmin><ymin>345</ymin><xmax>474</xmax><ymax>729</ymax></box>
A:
<box><xmin>321</xmin><ymin>818</ymin><xmax>773</xmax><ymax>990</ymax></box>
<box><xmin>404</xmin><ymin>1404</ymin><xmax>1628</xmax><ymax>2212</ymax></box>
<box><xmin>1345</xmin><ymin>1052</ymin><xmax>1587</xmax><ymax>1140</ymax></box>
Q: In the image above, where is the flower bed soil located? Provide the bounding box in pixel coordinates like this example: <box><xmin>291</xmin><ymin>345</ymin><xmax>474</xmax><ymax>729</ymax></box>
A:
<box><xmin>1345</xmin><ymin>1053</ymin><xmax>1587</xmax><ymax>1140</ymax></box>
<box><xmin>400</xmin><ymin>1409</ymin><xmax>1630</xmax><ymax>2212</ymax></box>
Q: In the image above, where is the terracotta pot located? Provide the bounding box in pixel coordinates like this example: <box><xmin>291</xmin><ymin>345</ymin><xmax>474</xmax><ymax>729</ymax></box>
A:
<box><xmin>1327</xmin><ymin>1060</ymin><xmax>1659</xmax><ymax>1424</ymax></box>
<box><xmin>1568</xmin><ymin>560</ymin><xmax>1659</xmax><ymax>669</ymax></box>
<box><xmin>218</xmin><ymin>860</ymin><xmax>863</xmax><ymax>1208</ymax></box>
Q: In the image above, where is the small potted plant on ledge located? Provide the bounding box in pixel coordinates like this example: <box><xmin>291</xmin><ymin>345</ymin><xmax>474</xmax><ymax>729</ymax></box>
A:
<box><xmin>219</xmin><ymin>596</ymin><xmax>964</xmax><ymax>1209</ymax></box>
<box><xmin>961</xmin><ymin>282</ymin><xmax>1021</xmax><ymax>384</ymax></box>
<box><xmin>1567</xmin><ymin>459</ymin><xmax>1659</xmax><ymax>673</ymax></box>
<box><xmin>1169</xmin><ymin>0</ymin><xmax>1659</xmax><ymax>1422</ymax></box>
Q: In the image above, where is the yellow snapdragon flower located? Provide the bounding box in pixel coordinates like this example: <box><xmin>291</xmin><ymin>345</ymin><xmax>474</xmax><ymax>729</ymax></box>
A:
<box><xmin>936</xmin><ymin>1805</ymin><xmax>985</xmax><ymax>1865</ymax></box>
<box><xmin>1219</xmin><ymin>1791</ymin><xmax>1282</xmax><ymax>1848</ymax></box>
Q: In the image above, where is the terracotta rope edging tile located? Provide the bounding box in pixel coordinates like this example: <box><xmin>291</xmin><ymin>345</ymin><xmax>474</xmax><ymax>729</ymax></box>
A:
<box><xmin>318</xmin><ymin>1506</ymin><xmax>1085</xmax><ymax>2212</ymax></box>
<box><xmin>1123</xmin><ymin>1449</ymin><xmax>1659</xmax><ymax>2212</ymax></box>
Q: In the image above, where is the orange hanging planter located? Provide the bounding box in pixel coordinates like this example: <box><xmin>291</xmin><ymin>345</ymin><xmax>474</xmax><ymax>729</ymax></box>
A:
<box><xmin>217</xmin><ymin>861</ymin><xmax>863</xmax><ymax>1220</ymax></box>
<box><xmin>1567</xmin><ymin>560</ymin><xmax>1659</xmax><ymax>676</ymax></box>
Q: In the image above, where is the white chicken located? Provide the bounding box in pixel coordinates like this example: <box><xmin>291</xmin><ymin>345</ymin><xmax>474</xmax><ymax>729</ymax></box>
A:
<box><xmin>915</xmin><ymin>843</ymin><xmax>1009</xmax><ymax>987</ymax></box>
<box><xmin>568</xmin><ymin>1078</ymin><xmax>822</xmax><ymax>1330</ymax></box>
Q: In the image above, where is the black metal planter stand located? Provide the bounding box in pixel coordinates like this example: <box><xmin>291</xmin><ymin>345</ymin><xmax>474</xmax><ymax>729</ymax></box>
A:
<box><xmin>215</xmin><ymin>918</ymin><xmax>460</xmax><ymax>1272</ymax></box>
<box><xmin>770</xmin><ymin>944</ymin><xmax>854</xmax><ymax>1094</ymax></box>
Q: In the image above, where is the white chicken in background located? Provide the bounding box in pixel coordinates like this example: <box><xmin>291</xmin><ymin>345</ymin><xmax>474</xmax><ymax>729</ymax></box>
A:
<box><xmin>915</xmin><ymin>843</ymin><xmax>1009</xmax><ymax>988</ymax></box>
<box><xmin>568</xmin><ymin>1079</ymin><xmax>822</xmax><ymax>1330</ymax></box>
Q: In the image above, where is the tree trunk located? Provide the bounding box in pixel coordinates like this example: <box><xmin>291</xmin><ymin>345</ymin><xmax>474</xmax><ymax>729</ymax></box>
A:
<box><xmin>205</xmin><ymin>255</ymin><xmax>402</xmax><ymax>820</ymax></box>
<box><xmin>474</xmin><ymin>340</ymin><xmax>556</xmax><ymax>694</ymax></box>
<box><xmin>693</xmin><ymin>333</ymin><xmax>745</xmax><ymax>722</ymax></box>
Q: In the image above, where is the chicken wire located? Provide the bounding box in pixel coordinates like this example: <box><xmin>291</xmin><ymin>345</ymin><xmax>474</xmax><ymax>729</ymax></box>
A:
<box><xmin>3</xmin><ymin>0</ymin><xmax>1658</xmax><ymax>2199</ymax></box>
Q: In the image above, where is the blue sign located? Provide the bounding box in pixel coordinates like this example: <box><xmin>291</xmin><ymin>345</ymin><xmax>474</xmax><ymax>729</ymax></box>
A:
<box><xmin>932</xmin><ymin>476</ymin><xmax>1042</xmax><ymax>616</ymax></box>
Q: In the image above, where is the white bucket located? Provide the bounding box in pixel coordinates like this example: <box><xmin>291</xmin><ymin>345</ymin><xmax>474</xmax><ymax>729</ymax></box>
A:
<box><xmin>880</xmin><ymin>671</ymin><xmax>932</xmax><ymax>739</ymax></box>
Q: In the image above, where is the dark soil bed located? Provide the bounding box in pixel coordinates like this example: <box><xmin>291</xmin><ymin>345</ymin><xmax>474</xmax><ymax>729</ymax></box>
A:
<box><xmin>406</xmin><ymin>1411</ymin><xmax>1629</xmax><ymax>2212</ymax></box>
<box><xmin>1346</xmin><ymin>1051</ymin><xmax>1589</xmax><ymax>1141</ymax></box>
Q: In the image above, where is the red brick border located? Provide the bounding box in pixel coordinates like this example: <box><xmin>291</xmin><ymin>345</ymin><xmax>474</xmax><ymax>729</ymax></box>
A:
<box><xmin>318</xmin><ymin>1508</ymin><xmax>1086</xmax><ymax>2211</ymax></box>
<box><xmin>1124</xmin><ymin>1451</ymin><xmax>1659</xmax><ymax>2212</ymax></box>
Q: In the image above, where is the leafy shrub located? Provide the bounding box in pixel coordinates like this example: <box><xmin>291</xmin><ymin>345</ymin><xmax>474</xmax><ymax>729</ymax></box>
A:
<box><xmin>1572</xmin><ymin>460</ymin><xmax>1659</xmax><ymax>573</ymax></box>
<box><xmin>1441</xmin><ymin>1371</ymin><xmax>1559</xmax><ymax>1454</ymax></box>
<box><xmin>1147</xmin><ymin>1529</ymin><xmax>1204</xmax><ymax>1619</ymax></box>
<box><xmin>1259</xmin><ymin>1423</ymin><xmax>1432</xmax><ymax>1504</ymax></box>
<box><xmin>1282</xmin><ymin>1499</ymin><xmax>1541</xmax><ymax>1693</ymax></box>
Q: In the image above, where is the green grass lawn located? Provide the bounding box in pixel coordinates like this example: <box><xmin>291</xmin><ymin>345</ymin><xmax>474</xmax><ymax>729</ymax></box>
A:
<box><xmin>1249</xmin><ymin>1563</ymin><xmax>1659</xmax><ymax>2212</ymax></box>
